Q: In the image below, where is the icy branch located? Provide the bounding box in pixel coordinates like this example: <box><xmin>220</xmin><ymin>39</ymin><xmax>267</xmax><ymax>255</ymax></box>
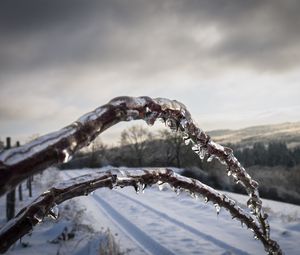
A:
<box><xmin>0</xmin><ymin>168</ymin><xmax>281</xmax><ymax>254</ymax></box>
<box><xmin>0</xmin><ymin>96</ymin><xmax>281</xmax><ymax>253</ymax></box>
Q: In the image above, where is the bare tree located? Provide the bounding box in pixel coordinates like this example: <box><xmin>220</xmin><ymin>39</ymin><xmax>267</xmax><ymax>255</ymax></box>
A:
<box><xmin>159</xmin><ymin>130</ymin><xmax>185</xmax><ymax>167</ymax></box>
<box><xmin>121</xmin><ymin>125</ymin><xmax>152</xmax><ymax>166</ymax></box>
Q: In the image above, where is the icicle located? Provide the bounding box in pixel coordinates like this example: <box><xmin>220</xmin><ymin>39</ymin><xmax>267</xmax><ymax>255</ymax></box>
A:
<box><xmin>172</xmin><ymin>186</ymin><xmax>181</xmax><ymax>196</ymax></box>
<box><xmin>198</xmin><ymin>147</ymin><xmax>206</xmax><ymax>160</ymax></box>
<box><xmin>142</xmin><ymin>183</ymin><xmax>147</xmax><ymax>193</ymax></box>
<box><xmin>204</xmin><ymin>197</ymin><xmax>209</xmax><ymax>203</ymax></box>
<box><xmin>158</xmin><ymin>183</ymin><xmax>164</xmax><ymax>191</ymax></box>
<box><xmin>190</xmin><ymin>192</ymin><xmax>198</xmax><ymax>199</ymax></box>
<box><xmin>207</xmin><ymin>155</ymin><xmax>215</xmax><ymax>162</ymax></box>
<box><xmin>48</xmin><ymin>204</ymin><xmax>59</xmax><ymax>220</ymax></box>
<box><xmin>133</xmin><ymin>183</ymin><xmax>141</xmax><ymax>194</ymax></box>
<box><xmin>62</xmin><ymin>149</ymin><xmax>72</xmax><ymax>163</ymax></box>
<box><xmin>191</xmin><ymin>144</ymin><xmax>199</xmax><ymax>153</ymax></box>
<box><xmin>184</xmin><ymin>138</ymin><xmax>192</xmax><ymax>145</ymax></box>
<box><xmin>251</xmin><ymin>180</ymin><xmax>259</xmax><ymax>189</ymax></box>
<box><xmin>33</xmin><ymin>210</ymin><xmax>44</xmax><ymax>224</ymax></box>
<box><xmin>179</xmin><ymin>118</ymin><xmax>188</xmax><ymax>130</ymax></box>
<box><xmin>165</xmin><ymin>118</ymin><xmax>178</xmax><ymax>131</ymax></box>
<box><xmin>214</xmin><ymin>203</ymin><xmax>221</xmax><ymax>215</ymax></box>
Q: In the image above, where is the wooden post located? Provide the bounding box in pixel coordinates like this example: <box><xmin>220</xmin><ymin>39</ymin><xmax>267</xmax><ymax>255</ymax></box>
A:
<box><xmin>6</xmin><ymin>137</ymin><xmax>16</xmax><ymax>221</ymax></box>
<box><xmin>27</xmin><ymin>176</ymin><xmax>32</xmax><ymax>197</ymax></box>
<box><xmin>16</xmin><ymin>141</ymin><xmax>23</xmax><ymax>201</ymax></box>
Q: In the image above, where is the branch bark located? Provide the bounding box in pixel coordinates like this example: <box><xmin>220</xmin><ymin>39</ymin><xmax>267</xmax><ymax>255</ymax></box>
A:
<box><xmin>0</xmin><ymin>168</ymin><xmax>281</xmax><ymax>254</ymax></box>
<box><xmin>0</xmin><ymin>96</ymin><xmax>282</xmax><ymax>254</ymax></box>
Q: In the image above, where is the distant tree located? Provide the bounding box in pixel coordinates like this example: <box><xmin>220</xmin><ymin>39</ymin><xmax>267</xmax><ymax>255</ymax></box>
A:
<box><xmin>120</xmin><ymin>125</ymin><xmax>153</xmax><ymax>166</ymax></box>
<box><xmin>88</xmin><ymin>138</ymin><xmax>108</xmax><ymax>168</ymax></box>
<box><xmin>159</xmin><ymin>130</ymin><xmax>185</xmax><ymax>168</ymax></box>
<box><xmin>293</xmin><ymin>146</ymin><xmax>300</xmax><ymax>164</ymax></box>
<box><xmin>253</xmin><ymin>142</ymin><xmax>267</xmax><ymax>165</ymax></box>
<box><xmin>268</xmin><ymin>142</ymin><xmax>295</xmax><ymax>167</ymax></box>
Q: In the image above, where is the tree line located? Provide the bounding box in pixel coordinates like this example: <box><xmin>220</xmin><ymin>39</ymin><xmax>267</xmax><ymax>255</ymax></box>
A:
<box><xmin>60</xmin><ymin>125</ymin><xmax>300</xmax><ymax>170</ymax></box>
<box><xmin>233</xmin><ymin>142</ymin><xmax>300</xmax><ymax>167</ymax></box>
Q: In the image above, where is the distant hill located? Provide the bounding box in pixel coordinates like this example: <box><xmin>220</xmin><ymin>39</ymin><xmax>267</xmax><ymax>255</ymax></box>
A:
<box><xmin>207</xmin><ymin>121</ymin><xmax>300</xmax><ymax>148</ymax></box>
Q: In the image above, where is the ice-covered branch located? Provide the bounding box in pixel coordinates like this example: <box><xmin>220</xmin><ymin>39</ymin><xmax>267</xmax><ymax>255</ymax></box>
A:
<box><xmin>0</xmin><ymin>96</ymin><xmax>280</xmax><ymax>253</ymax></box>
<box><xmin>0</xmin><ymin>168</ymin><xmax>281</xmax><ymax>254</ymax></box>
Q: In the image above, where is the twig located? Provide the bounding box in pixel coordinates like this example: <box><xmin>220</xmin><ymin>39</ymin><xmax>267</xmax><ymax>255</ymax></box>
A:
<box><xmin>0</xmin><ymin>96</ymin><xmax>282</xmax><ymax>254</ymax></box>
<box><xmin>0</xmin><ymin>168</ymin><xmax>281</xmax><ymax>254</ymax></box>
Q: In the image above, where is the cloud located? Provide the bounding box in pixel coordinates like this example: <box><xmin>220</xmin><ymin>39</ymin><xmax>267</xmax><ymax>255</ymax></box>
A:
<box><xmin>0</xmin><ymin>0</ymin><xmax>300</xmax><ymax>142</ymax></box>
<box><xmin>1</xmin><ymin>0</ymin><xmax>300</xmax><ymax>77</ymax></box>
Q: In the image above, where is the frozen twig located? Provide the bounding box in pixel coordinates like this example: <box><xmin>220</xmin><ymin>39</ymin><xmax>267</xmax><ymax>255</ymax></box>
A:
<box><xmin>0</xmin><ymin>96</ymin><xmax>282</xmax><ymax>254</ymax></box>
<box><xmin>0</xmin><ymin>168</ymin><xmax>281</xmax><ymax>254</ymax></box>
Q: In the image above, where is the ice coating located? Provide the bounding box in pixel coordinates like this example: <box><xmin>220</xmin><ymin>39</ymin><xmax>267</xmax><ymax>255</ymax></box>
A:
<box><xmin>0</xmin><ymin>126</ymin><xmax>76</xmax><ymax>165</ymax></box>
<box><xmin>0</xmin><ymin>96</ymin><xmax>270</xmax><ymax>245</ymax></box>
<box><xmin>0</xmin><ymin>168</ymin><xmax>282</xmax><ymax>254</ymax></box>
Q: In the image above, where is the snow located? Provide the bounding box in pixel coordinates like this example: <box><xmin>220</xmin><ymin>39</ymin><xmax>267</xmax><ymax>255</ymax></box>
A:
<box><xmin>1</xmin><ymin>167</ymin><xmax>299</xmax><ymax>255</ymax></box>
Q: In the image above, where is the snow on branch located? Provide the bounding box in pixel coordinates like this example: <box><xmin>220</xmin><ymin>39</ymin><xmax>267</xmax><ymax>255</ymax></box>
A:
<box><xmin>0</xmin><ymin>168</ymin><xmax>281</xmax><ymax>254</ymax></box>
<box><xmin>0</xmin><ymin>96</ymin><xmax>282</xmax><ymax>254</ymax></box>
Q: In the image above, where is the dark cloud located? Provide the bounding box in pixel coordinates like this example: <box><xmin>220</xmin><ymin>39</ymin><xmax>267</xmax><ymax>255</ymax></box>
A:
<box><xmin>0</xmin><ymin>0</ymin><xmax>300</xmax><ymax>78</ymax></box>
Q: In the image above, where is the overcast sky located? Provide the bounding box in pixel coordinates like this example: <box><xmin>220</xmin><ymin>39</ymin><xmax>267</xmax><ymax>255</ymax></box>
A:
<box><xmin>0</xmin><ymin>0</ymin><xmax>300</xmax><ymax>145</ymax></box>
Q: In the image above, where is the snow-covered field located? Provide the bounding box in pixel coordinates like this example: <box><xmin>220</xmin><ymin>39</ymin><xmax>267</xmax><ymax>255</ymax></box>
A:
<box><xmin>1</xmin><ymin>168</ymin><xmax>300</xmax><ymax>255</ymax></box>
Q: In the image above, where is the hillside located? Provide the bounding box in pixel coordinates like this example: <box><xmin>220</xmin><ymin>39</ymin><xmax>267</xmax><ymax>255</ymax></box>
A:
<box><xmin>207</xmin><ymin>122</ymin><xmax>300</xmax><ymax>148</ymax></box>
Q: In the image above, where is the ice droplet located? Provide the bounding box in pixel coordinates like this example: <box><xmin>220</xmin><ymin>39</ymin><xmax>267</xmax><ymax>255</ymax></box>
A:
<box><xmin>251</xmin><ymin>180</ymin><xmax>259</xmax><ymax>189</ymax></box>
<box><xmin>134</xmin><ymin>183</ymin><xmax>140</xmax><ymax>194</ymax></box>
<box><xmin>142</xmin><ymin>183</ymin><xmax>147</xmax><ymax>193</ymax></box>
<box><xmin>227</xmin><ymin>170</ymin><xmax>232</xmax><ymax>176</ymax></box>
<box><xmin>33</xmin><ymin>210</ymin><xmax>44</xmax><ymax>223</ymax></box>
<box><xmin>190</xmin><ymin>192</ymin><xmax>198</xmax><ymax>199</ymax></box>
<box><xmin>179</xmin><ymin>119</ymin><xmax>188</xmax><ymax>130</ymax></box>
<box><xmin>166</xmin><ymin>118</ymin><xmax>178</xmax><ymax>131</ymax></box>
<box><xmin>184</xmin><ymin>138</ymin><xmax>192</xmax><ymax>145</ymax></box>
<box><xmin>158</xmin><ymin>183</ymin><xmax>164</xmax><ymax>191</ymax></box>
<box><xmin>172</xmin><ymin>186</ymin><xmax>181</xmax><ymax>196</ymax></box>
<box><xmin>207</xmin><ymin>155</ymin><xmax>214</xmax><ymax>162</ymax></box>
<box><xmin>214</xmin><ymin>203</ymin><xmax>221</xmax><ymax>215</ymax></box>
<box><xmin>48</xmin><ymin>204</ymin><xmax>59</xmax><ymax>220</ymax></box>
<box><xmin>192</xmin><ymin>144</ymin><xmax>199</xmax><ymax>153</ymax></box>
<box><xmin>253</xmin><ymin>234</ymin><xmax>259</xmax><ymax>240</ymax></box>
<box><xmin>198</xmin><ymin>147</ymin><xmax>206</xmax><ymax>160</ymax></box>
<box><xmin>62</xmin><ymin>149</ymin><xmax>72</xmax><ymax>163</ymax></box>
<box><xmin>204</xmin><ymin>197</ymin><xmax>209</xmax><ymax>203</ymax></box>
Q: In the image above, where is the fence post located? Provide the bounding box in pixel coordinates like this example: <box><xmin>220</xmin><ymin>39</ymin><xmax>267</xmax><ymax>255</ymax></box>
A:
<box><xmin>27</xmin><ymin>176</ymin><xmax>32</xmax><ymax>198</ymax></box>
<box><xmin>6</xmin><ymin>137</ymin><xmax>16</xmax><ymax>221</ymax></box>
<box><xmin>15</xmin><ymin>141</ymin><xmax>23</xmax><ymax>201</ymax></box>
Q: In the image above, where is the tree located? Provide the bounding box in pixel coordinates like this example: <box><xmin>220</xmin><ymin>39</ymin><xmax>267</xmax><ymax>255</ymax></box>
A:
<box><xmin>120</xmin><ymin>125</ymin><xmax>153</xmax><ymax>166</ymax></box>
<box><xmin>89</xmin><ymin>138</ymin><xmax>108</xmax><ymax>168</ymax></box>
<box><xmin>159</xmin><ymin>130</ymin><xmax>184</xmax><ymax>167</ymax></box>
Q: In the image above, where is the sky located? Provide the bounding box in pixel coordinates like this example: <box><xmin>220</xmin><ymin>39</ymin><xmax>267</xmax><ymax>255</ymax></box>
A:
<box><xmin>0</xmin><ymin>0</ymin><xmax>300</xmax><ymax>145</ymax></box>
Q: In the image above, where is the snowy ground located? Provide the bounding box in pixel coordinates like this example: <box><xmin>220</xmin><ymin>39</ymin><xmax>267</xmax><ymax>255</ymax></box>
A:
<box><xmin>1</xmin><ymin>167</ymin><xmax>300</xmax><ymax>255</ymax></box>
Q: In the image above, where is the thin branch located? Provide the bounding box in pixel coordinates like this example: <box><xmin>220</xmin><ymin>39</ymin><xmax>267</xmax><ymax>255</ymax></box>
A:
<box><xmin>0</xmin><ymin>168</ymin><xmax>281</xmax><ymax>254</ymax></box>
<box><xmin>0</xmin><ymin>96</ymin><xmax>281</xmax><ymax>253</ymax></box>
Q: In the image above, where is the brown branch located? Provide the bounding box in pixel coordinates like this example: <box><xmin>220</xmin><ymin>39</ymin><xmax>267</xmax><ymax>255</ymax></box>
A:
<box><xmin>0</xmin><ymin>168</ymin><xmax>281</xmax><ymax>254</ymax></box>
<box><xmin>0</xmin><ymin>96</ymin><xmax>282</xmax><ymax>253</ymax></box>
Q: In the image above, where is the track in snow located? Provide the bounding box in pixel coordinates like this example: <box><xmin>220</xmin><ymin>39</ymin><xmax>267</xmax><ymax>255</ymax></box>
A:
<box><xmin>64</xmin><ymin>173</ymin><xmax>248</xmax><ymax>255</ymax></box>
<box><xmin>112</xmin><ymin>190</ymin><xmax>249</xmax><ymax>255</ymax></box>
<box><xmin>63</xmin><ymin>171</ymin><xmax>176</xmax><ymax>255</ymax></box>
<box><xmin>93</xmin><ymin>194</ymin><xmax>176</xmax><ymax>255</ymax></box>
